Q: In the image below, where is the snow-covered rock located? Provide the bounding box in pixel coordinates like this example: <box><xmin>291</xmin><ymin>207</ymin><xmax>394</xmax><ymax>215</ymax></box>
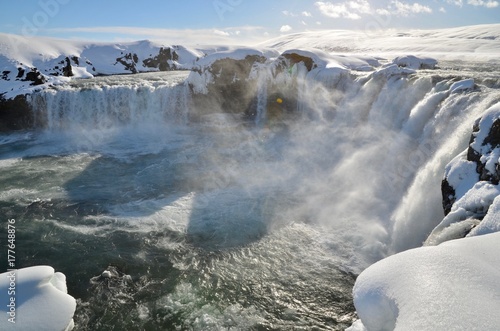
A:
<box><xmin>427</xmin><ymin>102</ymin><xmax>500</xmax><ymax>245</ymax></box>
<box><xmin>449</xmin><ymin>79</ymin><xmax>475</xmax><ymax>93</ymax></box>
<box><xmin>392</xmin><ymin>55</ymin><xmax>437</xmax><ymax>70</ymax></box>
<box><xmin>0</xmin><ymin>266</ymin><xmax>76</xmax><ymax>331</ymax></box>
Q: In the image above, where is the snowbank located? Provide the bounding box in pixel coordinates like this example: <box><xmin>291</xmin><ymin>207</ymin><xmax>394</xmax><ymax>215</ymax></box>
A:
<box><xmin>0</xmin><ymin>266</ymin><xmax>76</xmax><ymax>331</ymax></box>
<box><xmin>353</xmin><ymin>232</ymin><xmax>500</xmax><ymax>331</ymax></box>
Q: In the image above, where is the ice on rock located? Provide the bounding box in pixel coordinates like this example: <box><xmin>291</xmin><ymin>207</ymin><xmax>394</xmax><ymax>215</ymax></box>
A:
<box><xmin>0</xmin><ymin>266</ymin><xmax>76</xmax><ymax>331</ymax></box>
<box><xmin>353</xmin><ymin>232</ymin><xmax>500</xmax><ymax>331</ymax></box>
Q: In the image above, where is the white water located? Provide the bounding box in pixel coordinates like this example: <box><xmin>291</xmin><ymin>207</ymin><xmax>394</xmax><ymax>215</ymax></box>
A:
<box><xmin>2</xmin><ymin>65</ymin><xmax>499</xmax><ymax>330</ymax></box>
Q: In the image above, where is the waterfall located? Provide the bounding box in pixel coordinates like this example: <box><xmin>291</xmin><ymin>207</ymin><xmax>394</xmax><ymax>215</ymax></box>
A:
<box><xmin>270</xmin><ymin>64</ymin><xmax>500</xmax><ymax>262</ymax></box>
<box><xmin>254</xmin><ymin>68</ymin><xmax>268</xmax><ymax>126</ymax></box>
<box><xmin>28</xmin><ymin>72</ymin><xmax>191</xmax><ymax>131</ymax></box>
<box><xmin>23</xmin><ymin>64</ymin><xmax>500</xmax><ymax>261</ymax></box>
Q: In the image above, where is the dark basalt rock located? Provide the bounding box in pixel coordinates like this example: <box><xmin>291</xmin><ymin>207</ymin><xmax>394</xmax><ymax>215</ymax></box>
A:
<box><xmin>282</xmin><ymin>52</ymin><xmax>316</xmax><ymax>71</ymax></box>
<box><xmin>71</xmin><ymin>56</ymin><xmax>80</xmax><ymax>66</ymax></box>
<box><xmin>23</xmin><ymin>68</ymin><xmax>46</xmax><ymax>85</ymax></box>
<box><xmin>16</xmin><ymin>68</ymin><xmax>25</xmax><ymax>79</ymax></box>
<box><xmin>143</xmin><ymin>47</ymin><xmax>179</xmax><ymax>71</ymax></box>
<box><xmin>443</xmin><ymin>110</ymin><xmax>500</xmax><ymax>216</ymax></box>
<box><xmin>465</xmin><ymin>117</ymin><xmax>500</xmax><ymax>185</ymax></box>
<box><xmin>441</xmin><ymin>179</ymin><xmax>456</xmax><ymax>215</ymax></box>
<box><xmin>2</xmin><ymin>71</ymin><xmax>10</xmax><ymax>81</ymax></box>
<box><xmin>62</xmin><ymin>57</ymin><xmax>74</xmax><ymax>77</ymax></box>
<box><xmin>0</xmin><ymin>94</ymin><xmax>34</xmax><ymax>131</ymax></box>
<box><xmin>115</xmin><ymin>53</ymin><xmax>138</xmax><ymax>74</ymax></box>
<box><xmin>484</xmin><ymin>118</ymin><xmax>500</xmax><ymax>148</ymax></box>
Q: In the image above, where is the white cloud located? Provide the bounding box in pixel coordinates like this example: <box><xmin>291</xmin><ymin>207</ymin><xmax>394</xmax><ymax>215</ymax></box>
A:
<box><xmin>376</xmin><ymin>8</ymin><xmax>392</xmax><ymax>15</ymax></box>
<box><xmin>280</xmin><ymin>25</ymin><xmax>293</xmax><ymax>33</ymax></box>
<box><xmin>447</xmin><ymin>0</ymin><xmax>464</xmax><ymax>6</ymax></box>
<box><xmin>301</xmin><ymin>20</ymin><xmax>308</xmax><ymax>26</ymax></box>
<box><xmin>467</xmin><ymin>0</ymin><xmax>499</xmax><ymax>7</ymax></box>
<box><xmin>439</xmin><ymin>6</ymin><xmax>447</xmax><ymax>12</ymax></box>
<box><xmin>282</xmin><ymin>10</ymin><xmax>297</xmax><ymax>17</ymax></box>
<box><xmin>376</xmin><ymin>1</ymin><xmax>433</xmax><ymax>17</ymax></box>
<box><xmin>213</xmin><ymin>29</ymin><xmax>230</xmax><ymax>36</ymax></box>
<box><xmin>348</xmin><ymin>0</ymin><xmax>371</xmax><ymax>13</ymax></box>
<box><xmin>302</xmin><ymin>11</ymin><xmax>313</xmax><ymax>17</ymax></box>
<box><xmin>315</xmin><ymin>1</ymin><xmax>371</xmax><ymax>20</ymax></box>
<box><xmin>392</xmin><ymin>1</ymin><xmax>433</xmax><ymax>16</ymax></box>
<box><xmin>45</xmin><ymin>26</ymin><xmax>268</xmax><ymax>45</ymax></box>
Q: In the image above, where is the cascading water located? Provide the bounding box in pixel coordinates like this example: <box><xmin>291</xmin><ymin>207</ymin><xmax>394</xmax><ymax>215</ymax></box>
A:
<box><xmin>254</xmin><ymin>66</ymin><xmax>269</xmax><ymax>126</ymax></box>
<box><xmin>1</xmin><ymin>63</ymin><xmax>499</xmax><ymax>330</ymax></box>
<box><xmin>29</xmin><ymin>71</ymin><xmax>191</xmax><ymax>131</ymax></box>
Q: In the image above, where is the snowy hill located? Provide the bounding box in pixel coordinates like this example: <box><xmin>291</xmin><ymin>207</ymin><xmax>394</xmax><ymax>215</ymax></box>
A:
<box><xmin>260</xmin><ymin>24</ymin><xmax>500</xmax><ymax>60</ymax></box>
<box><xmin>0</xmin><ymin>33</ymin><xmax>208</xmax><ymax>100</ymax></box>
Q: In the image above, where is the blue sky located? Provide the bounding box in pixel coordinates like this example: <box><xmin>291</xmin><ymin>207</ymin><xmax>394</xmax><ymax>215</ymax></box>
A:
<box><xmin>1</xmin><ymin>0</ymin><xmax>499</xmax><ymax>44</ymax></box>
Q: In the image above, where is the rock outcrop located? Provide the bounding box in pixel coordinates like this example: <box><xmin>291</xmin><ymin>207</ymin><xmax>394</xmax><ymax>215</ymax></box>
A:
<box><xmin>427</xmin><ymin>103</ymin><xmax>500</xmax><ymax>245</ymax></box>
<box><xmin>0</xmin><ymin>94</ymin><xmax>34</xmax><ymax>131</ymax></box>
<box><xmin>143</xmin><ymin>47</ymin><xmax>180</xmax><ymax>71</ymax></box>
<box><xmin>187</xmin><ymin>50</ymin><xmax>327</xmax><ymax>122</ymax></box>
<box><xmin>188</xmin><ymin>54</ymin><xmax>267</xmax><ymax>119</ymax></box>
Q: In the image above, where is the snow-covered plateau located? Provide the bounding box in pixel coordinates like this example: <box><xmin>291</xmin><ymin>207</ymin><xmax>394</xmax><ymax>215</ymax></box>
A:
<box><xmin>1</xmin><ymin>24</ymin><xmax>500</xmax><ymax>330</ymax></box>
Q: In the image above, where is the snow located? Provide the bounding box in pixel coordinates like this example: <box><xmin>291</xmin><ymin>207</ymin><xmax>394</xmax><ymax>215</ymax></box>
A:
<box><xmin>0</xmin><ymin>266</ymin><xmax>76</xmax><ymax>331</ymax></box>
<box><xmin>193</xmin><ymin>47</ymin><xmax>278</xmax><ymax>67</ymax></box>
<box><xmin>449</xmin><ymin>79</ymin><xmax>475</xmax><ymax>93</ymax></box>
<box><xmin>0</xmin><ymin>35</ymin><xmax>204</xmax><ymax>99</ymax></box>
<box><xmin>425</xmin><ymin>182</ymin><xmax>500</xmax><ymax>246</ymax></box>
<box><xmin>261</xmin><ymin>24</ymin><xmax>500</xmax><ymax>62</ymax></box>
<box><xmin>444</xmin><ymin>150</ymin><xmax>480</xmax><ymax>202</ymax></box>
<box><xmin>469</xmin><ymin>104</ymin><xmax>500</xmax><ymax>182</ymax></box>
<box><xmin>470</xmin><ymin>195</ymin><xmax>500</xmax><ymax>236</ymax></box>
<box><xmin>392</xmin><ymin>55</ymin><xmax>437</xmax><ymax>70</ymax></box>
<box><xmin>353</xmin><ymin>232</ymin><xmax>500</xmax><ymax>331</ymax></box>
<box><xmin>372</xmin><ymin>64</ymin><xmax>416</xmax><ymax>77</ymax></box>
